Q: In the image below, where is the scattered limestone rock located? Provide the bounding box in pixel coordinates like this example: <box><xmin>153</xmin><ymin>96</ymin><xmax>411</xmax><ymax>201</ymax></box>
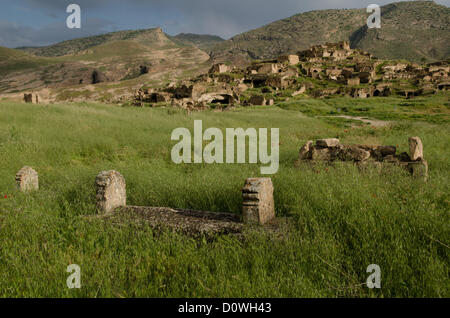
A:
<box><xmin>242</xmin><ymin>178</ymin><xmax>275</xmax><ymax>225</ymax></box>
<box><xmin>16</xmin><ymin>166</ymin><xmax>39</xmax><ymax>192</ymax></box>
<box><xmin>95</xmin><ymin>170</ymin><xmax>127</xmax><ymax>214</ymax></box>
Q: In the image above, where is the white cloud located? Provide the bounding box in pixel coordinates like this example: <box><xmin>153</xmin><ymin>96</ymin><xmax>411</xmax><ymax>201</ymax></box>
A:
<box><xmin>0</xmin><ymin>18</ymin><xmax>116</xmax><ymax>47</ymax></box>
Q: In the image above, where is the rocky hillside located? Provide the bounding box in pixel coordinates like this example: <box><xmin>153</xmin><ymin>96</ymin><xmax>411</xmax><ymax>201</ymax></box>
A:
<box><xmin>18</xmin><ymin>28</ymin><xmax>177</xmax><ymax>57</ymax></box>
<box><xmin>210</xmin><ymin>1</ymin><xmax>450</xmax><ymax>64</ymax></box>
<box><xmin>170</xmin><ymin>33</ymin><xmax>225</xmax><ymax>51</ymax></box>
<box><xmin>0</xmin><ymin>28</ymin><xmax>211</xmax><ymax>101</ymax></box>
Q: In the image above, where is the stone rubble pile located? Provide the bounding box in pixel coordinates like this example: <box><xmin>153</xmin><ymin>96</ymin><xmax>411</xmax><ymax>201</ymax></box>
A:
<box><xmin>133</xmin><ymin>41</ymin><xmax>449</xmax><ymax>108</ymax></box>
<box><xmin>299</xmin><ymin>136</ymin><xmax>428</xmax><ymax>180</ymax></box>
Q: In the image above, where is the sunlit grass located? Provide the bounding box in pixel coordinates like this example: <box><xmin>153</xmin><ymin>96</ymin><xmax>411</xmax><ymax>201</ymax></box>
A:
<box><xmin>0</xmin><ymin>100</ymin><xmax>448</xmax><ymax>297</ymax></box>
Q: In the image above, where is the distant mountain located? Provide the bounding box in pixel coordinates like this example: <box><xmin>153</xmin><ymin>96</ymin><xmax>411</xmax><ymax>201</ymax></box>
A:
<box><xmin>18</xmin><ymin>27</ymin><xmax>176</xmax><ymax>57</ymax></box>
<box><xmin>171</xmin><ymin>33</ymin><xmax>225</xmax><ymax>51</ymax></box>
<box><xmin>1</xmin><ymin>27</ymin><xmax>211</xmax><ymax>96</ymax></box>
<box><xmin>210</xmin><ymin>1</ymin><xmax>450</xmax><ymax>64</ymax></box>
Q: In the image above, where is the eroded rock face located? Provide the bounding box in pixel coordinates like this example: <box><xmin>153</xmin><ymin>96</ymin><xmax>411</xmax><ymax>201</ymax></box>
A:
<box><xmin>242</xmin><ymin>178</ymin><xmax>275</xmax><ymax>225</ymax></box>
<box><xmin>16</xmin><ymin>166</ymin><xmax>39</xmax><ymax>192</ymax></box>
<box><xmin>409</xmin><ymin>137</ymin><xmax>424</xmax><ymax>161</ymax></box>
<box><xmin>95</xmin><ymin>170</ymin><xmax>126</xmax><ymax>214</ymax></box>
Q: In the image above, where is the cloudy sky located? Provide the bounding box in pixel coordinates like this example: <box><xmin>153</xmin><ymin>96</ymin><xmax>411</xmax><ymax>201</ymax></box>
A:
<box><xmin>0</xmin><ymin>0</ymin><xmax>449</xmax><ymax>48</ymax></box>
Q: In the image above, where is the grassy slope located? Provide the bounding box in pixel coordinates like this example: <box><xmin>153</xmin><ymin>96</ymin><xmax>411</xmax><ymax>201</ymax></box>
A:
<box><xmin>0</xmin><ymin>47</ymin><xmax>55</xmax><ymax>76</ymax></box>
<box><xmin>0</xmin><ymin>96</ymin><xmax>448</xmax><ymax>297</ymax></box>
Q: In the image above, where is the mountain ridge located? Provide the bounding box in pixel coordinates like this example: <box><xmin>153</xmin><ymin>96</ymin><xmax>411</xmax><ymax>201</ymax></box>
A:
<box><xmin>210</xmin><ymin>1</ymin><xmax>450</xmax><ymax>64</ymax></box>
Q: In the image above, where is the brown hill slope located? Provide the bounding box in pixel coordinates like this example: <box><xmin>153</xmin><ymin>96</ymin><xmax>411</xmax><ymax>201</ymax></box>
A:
<box><xmin>0</xmin><ymin>28</ymin><xmax>211</xmax><ymax>101</ymax></box>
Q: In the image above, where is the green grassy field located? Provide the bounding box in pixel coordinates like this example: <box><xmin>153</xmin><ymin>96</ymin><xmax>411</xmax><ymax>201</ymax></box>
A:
<box><xmin>0</xmin><ymin>96</ymin><xmax>448</xmax><ymax>297</ymax></box>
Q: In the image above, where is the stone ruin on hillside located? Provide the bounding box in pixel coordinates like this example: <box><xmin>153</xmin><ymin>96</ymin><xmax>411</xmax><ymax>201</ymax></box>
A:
<box><xmin>23</xmin><ymin>93</ymin><xmax>39</xmax><ymax>104</ymax></box>
<box><xmin>299</xmin><ymin>136</ymin><xmax>428</xmax><ymax>180</ymax></box>
<box><xmin>132</xmin><ymin>41</ymin><xmax>449</xmax><ymax>109</ymax></box>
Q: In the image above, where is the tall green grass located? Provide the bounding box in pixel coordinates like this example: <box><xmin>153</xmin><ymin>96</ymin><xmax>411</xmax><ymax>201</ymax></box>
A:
<box><xmin>0</xmin><ymin>100</ymin><xmax>448</xmax><ymax>297</ymax></box>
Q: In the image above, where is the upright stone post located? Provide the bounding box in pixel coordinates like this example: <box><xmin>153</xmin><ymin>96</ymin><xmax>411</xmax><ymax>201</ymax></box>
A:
<box><xmin>242</xmin><ymin>178</ymin><xmax>275</xmax><ymax>225</ymax></box>
<box><xmin>95</xmin><ymin>171</ymin><xmax>126</xmax><ymax>214</ymax></box>
<box><xmin>409</xmin><ymin>137</ymin><xmax>424</xmax><ymax>161</ymax></box>
<box><xmin>408</xmin><ymin>137</ymin><xmax>428</xmax><ymax>180</ymax></box>
<box><xmin>16</xmin><ymin>166</ymin><xmax>39</xmax><ymax>192</ymax></box>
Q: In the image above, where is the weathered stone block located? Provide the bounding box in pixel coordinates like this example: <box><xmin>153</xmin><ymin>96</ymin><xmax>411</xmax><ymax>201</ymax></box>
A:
<box><xmin>347</xmin><ymin>78</ymin><xmax>360</xmax><ymax>86</ymax></box>
<box><xmin>377</xmin><ymin>146</ymin><xmax>397</xmax><ymax>157</ymax></box>
<box><xmin>242</xmin><ymin>178</ymin><xmax>275</xmax><ymax>225</ymax></box>
<box><xmin>299</xmin><ymin>141</ymin><xmax>313</xmax><ymax>160</ymax></box>
<box><xmin>95</xmin><ymin>171</ymin><xmax>126</xmax><ymax>214</ymax></box>
<box><xmin>409</xmin><ymin>137</ymin><xmax>424</xmax><ymax>161</ymax></box>
<box><xmin>337</xmin><ymin>146</ymin><xmax>371</xmax><ymax>162</ymax></box>
<box><xmin>383</xmin><ymin>155</ymin><xmax>400</xmax><ymax>163</ymax></box>
<box><xmin>248</xmin><ymin>95</ymin><xmax>266</xmax><ymax>106</ymax></box>
<box><xmin>278</xmin><ymin>55</ymin><xmax>300</xmax><ymax>65</ymax></box>
<box><xmin>311</xmin><ymin>147</ymin><xmax>331</xmax><ymax>161</ymax></box>
<box><xmin>16</xmin><ymin>166</ymin><xmax>39</xmax><ymax>192</ymax></box>
<box><xmin>316</xmin><ymin>138</ymin><xmax>340</xmax><ymax>148</ymax></box>
<box><xmin>209</xmin><ymin>63</ymin><xmax>230</xmax><ymax>74</ymax></box>
<box><xmin>409</xmin><ymin>159</ymin><xmax>429</xmax><ymax>181</ymax></box>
